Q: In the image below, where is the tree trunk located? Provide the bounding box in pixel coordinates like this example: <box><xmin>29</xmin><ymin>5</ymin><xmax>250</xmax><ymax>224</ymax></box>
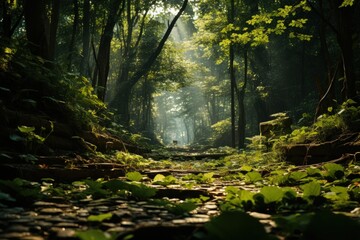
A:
<box><xmin>336</xmin><ymin>2</ymin><xmax>356</xmax><ymax>99</ymax></box>
<box><xmin>2</xmin><ymin>1</ymin><xmax>11</xmax><ymax>39</ymax></box>
<box><xmin>114</xmin><ymin>81</ymin><xmax>132</xmax><ymax>126</ymax></box>
<box><xmin>49</xmin><ymin>0</ymin><xmax>60</xmax><ymax>61</ymax></box>
<box><xmin>94</xmin><ymin>0</ymin><xmax>124</xmax><ymax>101</ymax></box>
<box><xmin>80</xmin><ymin>0</ymin><xmax>90</xmax><ymax>76</ymax></box>
<box><xmin>67</xmin><ymin>0</ymin><xmax>79</xmax><ymax>71</ymax></box>
<box><xmin>24</xmin><ymin>0</ymin><xmax>50</xmax><ymax>60</ymax></box>
<box><xmin>238</xmin><ymin>50</ymin><xmax>248</xmax><ymax>149</ymax></box>
<box><xmin>229</xmin><ymin>0</ymin><xmax>236</xmax><ymax>148</ymax></box>
<box><xmin>315</xmin><ymin>0</ymin><xmax>337</xmax><ymax>118</ymax></box>
<box><xmin>247</xmin><ymin>0</ymin><xmax>269</xmax><ymax>128</ymax></box>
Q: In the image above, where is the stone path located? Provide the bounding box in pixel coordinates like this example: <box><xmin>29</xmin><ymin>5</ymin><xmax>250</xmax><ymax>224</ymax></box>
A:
<box><xmin>0</xmin><ymin>179</ymin><xmax>232</xmax><ymax>240</ymax></box>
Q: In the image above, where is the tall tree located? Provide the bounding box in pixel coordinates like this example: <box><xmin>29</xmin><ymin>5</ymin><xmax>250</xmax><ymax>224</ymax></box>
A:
<box><xmin>93</xmin><ymin>0</ymin><xmax>125</xmax><ymax>101</ymax></box>
<box><xmin>228</xmin><ymin>0</ymin><xmax>236</xmax><ymax>148</ymax></box>
<box><xmin>49</xmin><ymin>0</ymin><xmax>61</xmax><ymax>61</ymax></box>
<box><xmin>110</xmin><ymin>0</ymin><xmax>189</xmax><ymax>126</ymax></box>
<box><xmin>1</xmin><ymin>0</ymin><xmax>12</xmax><ymax>39</ymax></box>
<box><xmin>67</xmin><ymin>0</ymin><xmax>79</xmax><ymax>71</ymax></box>
<box><xmin>80</xmin><ymin>0</ymin><xmax>91</xmax><ymax>76</ymax></box>
<box><xmin>24</xmin><ymin>0</ymin><xmax>51</xmax><ymax>60</ymax></box>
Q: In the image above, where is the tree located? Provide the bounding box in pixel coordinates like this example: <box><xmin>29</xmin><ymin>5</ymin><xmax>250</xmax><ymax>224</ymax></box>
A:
<box><xmin>229</xmin><ymin>0</ymin><xmax>236</xmax><ymax>148</ymax></box>
<box><xmin>307</xmin><ymin>0</ymin><xmax>359</xmax><ymax>118</ymax></box>
<box><xmin>67</xmin><ymin>0</ymin><xmax>79</xmax><ymax>71</ymax></box>
<box><xmin>110</xmin><ymin>0</ymin><xmax>189</xmax><ymax>126</ymax></box>
<box><xmin>80</xmin><ymin>0</ymin><xmax>91</xmax><ymax>76</ymax></box>
<box><xmin>93</xmin><ymin>0</ymin><xmax>125</xmax><ymax>101</ymax></box>
<box><xmin>24</xmin><ymin>0</ymin><xmax>51</xmax><ymax>60</ymax></box>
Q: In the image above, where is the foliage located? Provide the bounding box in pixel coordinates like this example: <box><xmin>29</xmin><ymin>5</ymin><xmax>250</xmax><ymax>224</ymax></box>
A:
<box><xmin>210</xmin><ymin>119</ymin><xmax>232</xmax><ymax>147</ymax></box>
<box><xmin>2</xmin><ymin>43</ymin><xmax>108</xmax><ymax>131</ymax></box>
<box><xmin>0</xmin><ymin>178</ymin><xmax>43</xmax><ymax>205</ymax></box>
<box><xmin>126</xmin><ymin>171</ymin><xmax>144</xmax><ymax>182</ymax></box>
<box><xmin>274</xmin><ymin>210</ymin><xmax>360</xmax><ymax>239</ymax></box>
<box><xmin>272</xmin><ymin>100</ymin><xmax>360</xmax><ymax>151</ymax></box>
<box><xmin>215</xmin><ymin>0</ymin><xmax>312</xmax><ymax>51</ymax></box>
<box><xmin>75</xmin><ymin>229</ymin><xmax>117</xmax><ymax>240</ymax></box>
<box><xmin>115</xmin><ymin>152</ymin><xmax>149</xmax><ymax>169</ymax></box>
<box><xmin>9</xmin><ymin>123</ymin><xmax>54</xmax><ymax>153</ymax></box>
<box><xmin>244</xmin><ymin>171</ymin><xmax>263</xmax><ymax>183</ymax></box>
<box><xmin>340</xmin><ymin>0</ymin><xmax>355</xmax><ymax>7</ymax></box>
<box><xmin>88</xmin><ymin>213</ymin><xmax>113</xmax><ymax>222</ymax></box>
<box><xmin>199</xmin><ymin>211</ymin><xmax>273</xmax><ymax>240</ymax></box>
<box><xmin>182</xmin><ymin>172</ymin><xmax>215</xmax><ymax>184</ymax></box>
<box><xmin>151</xmin><ymin>198</ymin><xmax>198</xmax><ymax>216</ymax></box>
<box><xmin>152</xmin><ymin>174</ymin><xmax>178</xmax><ymax>186</ymax></box>
<box><xmin>218</xmin><ymin>160</ymin><xmax>360</xmax><ymax>214</ymax></box>
<box><xmin>246</xmin><ymin>135</ymin><xmax>268</xmax><ymax>151</ymax></box>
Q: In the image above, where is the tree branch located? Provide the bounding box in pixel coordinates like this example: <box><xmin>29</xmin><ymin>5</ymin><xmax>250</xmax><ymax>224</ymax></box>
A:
<box><xmin>129</xmin><ymin>0</ymin><xmax>188</xmax><ymax>86</ymax></box>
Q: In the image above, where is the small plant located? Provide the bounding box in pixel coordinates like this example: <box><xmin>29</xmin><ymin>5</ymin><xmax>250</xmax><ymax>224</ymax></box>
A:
<box><xmin>0</xmin><ymin>178</ymin><xmax>44</xmax><ymax>204</ymax></box>
<box><xmin>152</xmin><ymin>174</ymin><xmax>178</xmax><ymax>186</ymax></box>
<box><xmin>182</xmin><ymin>172</ymin><xmax>215</xmax><ymax>184</ymax></box>
<box><xmin>126</xmin><ymin>171</ymin><xmax>144</xmax><ymax>181</ymax></box>
<box><xmin>75</xmin><ymin>229</ymin><xmax>117</xmax><ymax>240</ymax></box>
<box><xmin>244</xmin><ymin>171</ymin><xmax>263</xmax><ymax>184</ymax></box>
<box><xmin>198</xmin><ymin>211</ymin><xmax>273</xmax><ymax>240</ymax></box>
<box><xmin>150</xmin><ymin>198</ymin><xmax>197</xmax><ymax>216</ymax></box>
<box><xmin>88</xmin><ymin>213</ymin><xmax>113</xmax><ymax>222</ymax></box>
<box><xmin>10</xmin><ymin>123</ymin><xmax>53</xmax><ymax>153</ymax></box>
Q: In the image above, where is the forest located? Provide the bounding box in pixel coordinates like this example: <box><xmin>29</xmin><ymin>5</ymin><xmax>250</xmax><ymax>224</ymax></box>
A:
<box><xmin>0</xmin><ymin>0</ymin><xmax>360</xmax><ymax>239</ymax></box>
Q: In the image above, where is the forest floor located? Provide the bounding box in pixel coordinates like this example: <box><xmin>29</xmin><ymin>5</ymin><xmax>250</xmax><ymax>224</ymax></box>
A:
<box><xmin>1</xmin><ymin>147</ymin><xmax>360</xmax><ymax>240</ymax></box>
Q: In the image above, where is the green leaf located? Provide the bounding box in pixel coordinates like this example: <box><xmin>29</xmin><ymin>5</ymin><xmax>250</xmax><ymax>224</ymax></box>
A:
<box><xmin>340</xmin><ymin>0</ymin><xmax>355</xmax><ymax>7</ymax></box>
<box><xmin>306</xmin><ymin>167</ymin><xmax>322</xmax><ymax>176</ymax></box>
<box><xmin>289</xmin><ymin>171</ymin><xmax>307</xmax><ymax>181</ymax></box>
<box><xmin>9</xmin><ymin>134</ymin><xmax>26</xmax><ymax>142</ymax></box>
<box><xmin>18</xmin><ymin>126</ymin><xmax>35</xmax><ymax>133</ymax></box>
<box><xmin>323</xmin><ymin>163</ymin><xmax>345</xmax><ymax>179</ymax></box>
<box><xmin>153</xmin><ymin>174</ymin><xmax>165</xmax><ymax>182</ymax></box>
<box><xmin>75</xmin><ymin>229</ymin><xmax>117</xmax><ymax>240</ymax></box>
<box><xmin>88</xmin><ymin>213</ymin><xmax>113</xmax><ymax>222</ymax></box>
<box><xmin>301</xmin><ymin>181</ymin><xmax>321</xmax><ymax>197</ymax></box>
<box><xmin>202</xmin><ymin>172</ymin><xmax>215</xmax><ymax>183</ymax></box>
<box><xmin>167</xmin><ymin>201</ymin><xmax>197</xmax><ymax>215</ymax></box>
<box><xmin>303</xmin><ymin>211</ymin><xmax>360</xmax><ymax>240</ymax></box>
<box><xmin>0</xmin><ymin>192</ymin><xmax>16</xmax><ymax>202</ymax></box>
<box><xmin>245</xmin><ymin>171</ymin><xmax>263</xmax><ymax>183</ymax></box>
<box><xmin>260</xmin><ymin>186</ymin><xmax>284</xmax><ymax>204</ymax></box>
<box><xmin>204</xmin><ymin>211</ymin><xmax>271</xmax><ymax>240</ymax></box>
<box><xmin>130</xmin><ymin>184</ymin><xmax>157</xmax><ymax>200</ymax></box>
<box><xmin>103</xmin><ymin>179</ymin><xmax>128</xmax><ymax>193</ymax></box>
<box><xmin>153</xmin><ymin>174</ymin><xmax>178</xmax><ymax>186</ymax></box>
<box><xmin>240</xmin><ymin>165</ymin><xmax>253</xmax><ymax>172</ymax></box>
<box><xmin>19</xmin><ymin>154</ymin><xmax>38</xmax><ymax>163</ymax></box>
<box><xmin>126</xmin><ymin>171</ymin><xmax>143</xmax><ymax>182</ymax></box>
<box><xmin>274</xmin><ymin>213</ymin><xmax>314</xmax><ymax>235</ymax></box>
<box><xmin>324</xmin><ymin>186</ymin><xmax>349</xmax><ymax>202</ymax></box>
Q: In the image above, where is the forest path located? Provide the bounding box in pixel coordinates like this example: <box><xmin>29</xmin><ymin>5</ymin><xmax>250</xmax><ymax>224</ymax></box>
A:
<box><xmin>0</xmin><ymin>152</ymin><xmax>228</xmax><ymax>240</ymax></box>
<box><xmin>0</xmin><ymin>150</ymin><xmax>269</xmax><ymax>240</ymax></box>
<box><xmin>1</xmin><ymin>149</ymin><xmax>360</xmax><ymax>239</ymax></box>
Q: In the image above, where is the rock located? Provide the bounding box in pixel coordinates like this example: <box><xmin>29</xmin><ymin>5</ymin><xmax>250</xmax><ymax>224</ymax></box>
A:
<box><xmin>0</xmin><ymin>232</ymin><xmax>31</xmax><ymax>239</ymax></box>
<box><xmin>39</xmin><ymin>208</ymin><xmax>63</xmax><ymax>215</ymax></box>
<box><xmin>259</xmin><ymin>113</ymin><xmax>292</xmax><ymax>138</ymax></box>
<box><xmin>49</xmin><ymin>228</ymin><xmax>76</xmax><ymax>239</ymax></box>
<box><xmin>7</xmin><ymin>224</ymin><xmax>30</xmax><ymax>232</ymax></box>
<box><xmin>121</xmin><ymin>220</ymin><xmax>135</xmax><ymax>227</ymax></box>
